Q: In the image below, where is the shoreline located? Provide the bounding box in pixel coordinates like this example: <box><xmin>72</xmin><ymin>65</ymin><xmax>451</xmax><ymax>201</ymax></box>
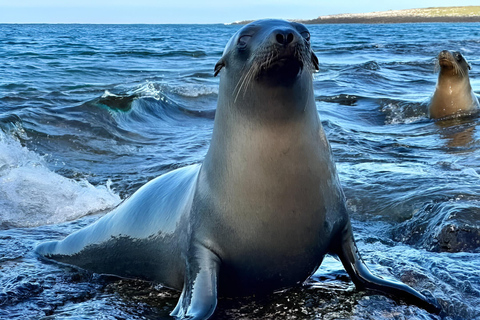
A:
<box><xmin>233</xmin><ymin>16</ymin><xmax>480</xmax><ymax>25</ymax></box>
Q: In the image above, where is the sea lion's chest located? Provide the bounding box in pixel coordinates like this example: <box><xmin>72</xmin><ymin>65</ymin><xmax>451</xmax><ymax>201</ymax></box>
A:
<box><xmin>195</xmin><ymin>163</ymin><xmax>338</xmax><ymax>295</ymax></box>
<box><xmin>193</xmin><ymin>137</ymin><xmax>343</xmax><ymax>270</ymax></box>
<box><xmin>430</xmin><ymin>77</ymin><xmax>479</xmax><ymax>118</ymax></box>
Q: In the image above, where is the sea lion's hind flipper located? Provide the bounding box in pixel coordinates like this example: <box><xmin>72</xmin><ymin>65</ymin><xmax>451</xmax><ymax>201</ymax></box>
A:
<box><xmin>171</xmin><ymin>244</ymin><xmax>221</xmax><ymax>320</ymax></box>
<box><xmin>333</xmin><ymin>224</ymin><xmax>441</xmax><ymax>314</ymax></box>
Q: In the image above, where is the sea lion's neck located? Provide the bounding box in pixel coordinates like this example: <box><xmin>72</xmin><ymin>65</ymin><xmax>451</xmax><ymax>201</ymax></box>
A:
<box><xmin>202</xmin><ymin>74</ymin><xmax>331</xmax><ymax>198</ymax></box>
<box><xmin>438</xmin><ymin>66</ymin><xmax>469</xmax><ymax>83</ymax></box>
<box><xmin>436</xmin><ymin>71</ymin><xmax>472</xmax><ymax>94</ymax></box>
<box><xmin>210</xmin><ymin>72</ymin><xmax>319</xmax><ymax>150</ymax></box>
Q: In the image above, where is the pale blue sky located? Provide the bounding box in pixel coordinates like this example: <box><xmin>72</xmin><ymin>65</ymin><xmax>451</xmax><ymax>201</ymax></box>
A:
<box><xmin>1</xmin><ymin>0</ymin><xmax>479</xmax><ymax>24</ymax></box>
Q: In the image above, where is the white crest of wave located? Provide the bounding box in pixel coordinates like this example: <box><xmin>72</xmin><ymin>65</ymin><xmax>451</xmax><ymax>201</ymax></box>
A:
<box><xmin>0</xmin><ymin>132</ymin><xmax>121</xmax><ymax>228</ymax></box>
<box><xmin>131</xmin><ymin>81</ymin><xmax>219</xmax><ymax>99</ymax></box>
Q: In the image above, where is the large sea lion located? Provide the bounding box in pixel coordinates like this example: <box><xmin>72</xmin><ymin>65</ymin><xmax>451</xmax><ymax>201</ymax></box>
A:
<box><xmin>36</xmin><ymin>19</ymin><xmax>439</xmax><ymax>319</ymax></box>
<box><xmin>429</xmin><ymin>50</ymin><xmax>479</xmax><ymax>119</ymax></box>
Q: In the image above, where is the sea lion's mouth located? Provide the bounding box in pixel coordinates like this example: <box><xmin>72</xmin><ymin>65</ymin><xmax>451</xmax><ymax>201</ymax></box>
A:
<box><xmin>262</xmin><ymin>56</ymin><xmax>304</xmax><ymax>79</ymax></box>
<box><xmin>438</xmin><ymin>58</ymin><xmax>456</xmax><ymax>71</ymax></box>
<box><xmin>439</xmin><ymin>57</ymin><xmax>453</xmax><ymax>65</ymax></box>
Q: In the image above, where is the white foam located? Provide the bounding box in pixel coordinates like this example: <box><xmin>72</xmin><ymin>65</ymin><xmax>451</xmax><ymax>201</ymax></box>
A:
<box><xmin>0</xmin><ymin>132</ymin><xmax>121</xmax><ymax>228</ymax></box>
<box><xmin>129</xmin><ymin>82</ymin><xmax>165</xmax><ymax>101</ymax></box>
<box><xmin>381</xmin><ymin>102</ymin><xmax>427</xmax><ymax>125</ymax></box>
<box><xmin>172</xmin><ymin>85</ymin><xmax>218</xmax><ymax>98</ymax></box>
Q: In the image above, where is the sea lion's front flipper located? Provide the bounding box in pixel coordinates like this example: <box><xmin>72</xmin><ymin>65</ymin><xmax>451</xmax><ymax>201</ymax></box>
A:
<box><xmin>334</xmin><ymin>223</ymin><xmax>441</xmax><ymax>314</ymax></box>
<box><xmin>171</xmin><ymin>244</ymin><xmax>221</xmax><ymax>320</ymax></box>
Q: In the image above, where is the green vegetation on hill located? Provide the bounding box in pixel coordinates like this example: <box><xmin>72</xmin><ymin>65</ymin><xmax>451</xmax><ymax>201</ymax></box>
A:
<box><xmin>419</xmin><ymin>6</ymin><xmax>480</xmax><ymax>17</ymax></box>
<box><xmin>301</xmin><ymin>6</ymin><xmax>480</xmax><ymax>24</ymax></box>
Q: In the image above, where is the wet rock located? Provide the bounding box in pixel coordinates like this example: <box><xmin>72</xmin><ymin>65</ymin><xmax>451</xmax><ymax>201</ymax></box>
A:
<box><xmin>95</xmin><ymin>92</ymin><xmax>136</xmax><ymax>111</ymax></box>
<box><xmin>392</xmin><ymin>199</ymin><xmax>480</xmax><ymax>253</ymax></box>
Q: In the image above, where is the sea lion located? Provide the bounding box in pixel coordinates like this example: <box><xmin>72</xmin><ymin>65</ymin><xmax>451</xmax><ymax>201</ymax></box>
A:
<box><xmin>36</xmin><ymin>19</ymin><xmax>440</xmax><ymax>319</ymax></box>
<box><xmin>429</xmin><ymin>50</ymin><xmax>479</xmax><ymax>119</ymax></box>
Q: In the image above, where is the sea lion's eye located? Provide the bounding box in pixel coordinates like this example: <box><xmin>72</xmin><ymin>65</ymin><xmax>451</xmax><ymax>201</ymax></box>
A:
<box><xmin>301</xmin><ymin>31</ymin><xmax>310</xmax><ymax>42</ymax></box>
<box><xmin>237</xmin><ymin>35</ymin><xmax>251</xmax><ymax>49</ymax></box>
<box><xmin>455</xmin><ymin>53</ymin><xmax>462</xmax><ymax>61</ymax></box>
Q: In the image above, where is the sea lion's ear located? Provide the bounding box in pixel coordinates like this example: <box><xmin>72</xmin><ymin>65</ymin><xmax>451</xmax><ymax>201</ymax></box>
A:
<box><xmin>468</xmin><ymin>63</ymin><xmax>472</xmax><ymax>70</ymax></box>
<box><xmin>311</xmin><ymin>52</ymin><xmax>319</xmax><ymax>71</ymax></box>
<box><xmin>214</xmin><ymin>58</ymin><xmax>225</xmax><ymax>77</ymax></box>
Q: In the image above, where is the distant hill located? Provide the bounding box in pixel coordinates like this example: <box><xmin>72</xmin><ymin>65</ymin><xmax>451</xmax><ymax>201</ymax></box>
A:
<box><xmin>301</xmin><ymin>6</ymin><xmax>480</xmax><ymax>24</ymax></box>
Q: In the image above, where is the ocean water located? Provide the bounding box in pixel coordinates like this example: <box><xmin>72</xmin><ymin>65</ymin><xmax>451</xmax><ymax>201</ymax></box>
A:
<box><xmin>0</xmin><ymin>22</ymin><xmax>479</xmax><ymax>319</ymax></box>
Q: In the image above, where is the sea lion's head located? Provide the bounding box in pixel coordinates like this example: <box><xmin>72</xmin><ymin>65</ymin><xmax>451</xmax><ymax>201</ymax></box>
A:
<box><xmin>436</xmin><ymin>50</ymin><xmax>471</xmax><ymax>78</ymax></box>
<box><xmin>214</xmin><ymin>19</ymin><xmax>319</xmax><ymax>117</ymax></box>
<box><xmin>215</xmin><ymin>19</ymin><xmax>318</xmax><ymax>85</ymax></box>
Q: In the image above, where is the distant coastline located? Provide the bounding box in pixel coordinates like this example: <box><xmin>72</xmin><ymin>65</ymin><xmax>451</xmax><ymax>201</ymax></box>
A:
<box><xmin>233</xmin><ymin>6</ymin><xmax>480</xmax><ymax>25</ymax></box>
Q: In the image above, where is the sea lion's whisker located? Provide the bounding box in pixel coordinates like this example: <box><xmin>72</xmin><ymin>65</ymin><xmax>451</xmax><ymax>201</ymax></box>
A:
<box><xmin>234</xmin><ymin>62</ymin><xmax>257</xmax><ymax>103</ymax></box>
<box><xmin>434</xmin><ymin>60</ymin><xmax>440</xmax><ymax>73</ymax></box>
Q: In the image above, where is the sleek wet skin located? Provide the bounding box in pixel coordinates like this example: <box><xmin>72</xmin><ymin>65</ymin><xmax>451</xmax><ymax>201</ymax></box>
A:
<box><xmin>36</xmin><ymin>20</ymin><xmax>440</xmax><ymax>319</ymax></box>
<box><xmin>429</xmin><ymin>50</ymin><xmax>479</xmax><ymax>119</ymax></box>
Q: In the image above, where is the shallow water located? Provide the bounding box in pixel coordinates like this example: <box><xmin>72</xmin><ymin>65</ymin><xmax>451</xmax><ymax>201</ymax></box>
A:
<box><xmin>0</xmin><ymin>23</ymin><xmax>479</xmax><ymax>319</ymax></box>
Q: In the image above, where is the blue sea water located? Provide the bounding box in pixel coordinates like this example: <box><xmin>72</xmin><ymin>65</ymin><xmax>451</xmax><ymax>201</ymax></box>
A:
<box><xmin>0</xmin><ymin>22</ymin><xmax>479</xmax><ymax>319</ymax></box>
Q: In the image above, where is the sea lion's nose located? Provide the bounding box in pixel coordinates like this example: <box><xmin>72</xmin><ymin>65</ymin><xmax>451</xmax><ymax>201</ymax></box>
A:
<box><xmin>274</xmin><ymin>29</ymin><xmax>296</xmax><ymax>45</ymax></box>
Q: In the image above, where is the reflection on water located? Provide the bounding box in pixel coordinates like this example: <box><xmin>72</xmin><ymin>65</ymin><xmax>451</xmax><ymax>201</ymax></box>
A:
<box><xmin>437</xmin><ymin>117</ymin><xmax>479</xmax><ymax>151</ymax></box>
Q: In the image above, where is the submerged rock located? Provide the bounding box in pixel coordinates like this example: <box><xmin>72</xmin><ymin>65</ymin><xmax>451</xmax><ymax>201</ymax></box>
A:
<box><xmin>392</xmin><ymin>199</ymin><xmax>480</xmax><ymax>253</ymax></box>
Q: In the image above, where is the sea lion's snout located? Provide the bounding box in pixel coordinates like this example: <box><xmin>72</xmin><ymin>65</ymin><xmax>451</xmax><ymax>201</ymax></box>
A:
<box><xmin>438</xmin><ymin>50</ymin><xmax>453</xmax><ymax>66</ymax></box>
<box><xmin>263</xmin><ymin>30</ymin><xmax>304</xmax><ymax>79</ymax></box>
<box><xmin>268</xmin><ymin>28</ymin><xmax>304</xmax><ymax>68</ymax></box>
<box><xmin>254</xmin><ymin>25</ymin><xmax>316</xmax><ymax>84</ymax></box>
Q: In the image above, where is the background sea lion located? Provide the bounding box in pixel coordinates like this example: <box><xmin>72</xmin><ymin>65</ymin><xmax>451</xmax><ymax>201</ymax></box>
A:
<box><xmin>429</xmin><ymin>50</ymin><xmax>479</xmax><ymax>119</ymax></box>
<box><xmin>36</xmin><ymin>19</ymin><xmax>439</xmax><ymax>319</ymax></box>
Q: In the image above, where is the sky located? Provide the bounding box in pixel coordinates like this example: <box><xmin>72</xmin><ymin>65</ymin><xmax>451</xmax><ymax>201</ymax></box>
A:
<box><xmin>0</xmin><ymin>0</ymin><xmax>479</xmax><ymax>24</ymax></box>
